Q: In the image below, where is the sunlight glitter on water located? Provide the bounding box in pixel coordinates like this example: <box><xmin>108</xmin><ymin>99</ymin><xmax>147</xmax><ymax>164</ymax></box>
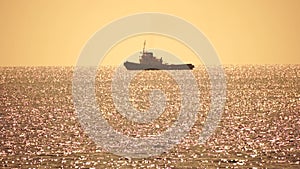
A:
<box><xmin>0</xmin><ymin>65</ymin><xmax>299</xmax><ymax>168</ymax></box>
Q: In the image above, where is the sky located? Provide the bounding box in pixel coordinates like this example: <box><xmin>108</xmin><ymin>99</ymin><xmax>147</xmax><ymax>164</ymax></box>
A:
<box><xmin>0</xmin><ymin>0</ymin><xmax>299</xmax><ymax>66</ymax></box>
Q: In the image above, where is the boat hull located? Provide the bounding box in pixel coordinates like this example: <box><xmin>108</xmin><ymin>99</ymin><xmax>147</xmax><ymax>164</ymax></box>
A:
<box><xmin>124</xmin><ymin>61</ymin><xmax>194</xmax><ymax>70</ymax></box>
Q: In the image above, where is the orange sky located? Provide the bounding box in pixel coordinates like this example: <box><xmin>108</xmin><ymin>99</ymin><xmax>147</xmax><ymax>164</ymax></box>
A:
<box><xmin>0</xmin><ymin>0</ymin><xmax>299</xmax><ymax>66</ymax></box>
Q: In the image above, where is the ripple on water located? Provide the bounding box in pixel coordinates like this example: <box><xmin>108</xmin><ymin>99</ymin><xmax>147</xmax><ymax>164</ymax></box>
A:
<box><xmin>0</xmin><ymin>65</ymin><xmax>299</xmax><ymax>168</ymax></box>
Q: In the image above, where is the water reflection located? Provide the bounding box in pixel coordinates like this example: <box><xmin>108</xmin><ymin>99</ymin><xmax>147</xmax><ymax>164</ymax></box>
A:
<box><xmin>0</xmin><ymin>65</ymin><xmax>299</xmax><ymax>168</ymax></box>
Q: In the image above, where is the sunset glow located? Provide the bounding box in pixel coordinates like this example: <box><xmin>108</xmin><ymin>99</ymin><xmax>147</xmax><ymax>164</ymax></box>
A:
<box><xmin>0</xmin><ymin>0</ymin><xmax>299</xmax><ymax>66</ymax></box>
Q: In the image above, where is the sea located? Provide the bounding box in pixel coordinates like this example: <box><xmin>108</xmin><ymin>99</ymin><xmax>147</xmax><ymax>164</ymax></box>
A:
<box><xmin>0</xmin><ymin>65</ymin><xmax>299</xmax><ymax>168</ymax></box>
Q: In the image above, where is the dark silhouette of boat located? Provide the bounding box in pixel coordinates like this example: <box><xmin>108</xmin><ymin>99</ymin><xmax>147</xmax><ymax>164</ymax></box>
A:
<box><xmin>124</xmin><ymin>41</ymin><xmax>194</xmax><ymax>70</ymax></box>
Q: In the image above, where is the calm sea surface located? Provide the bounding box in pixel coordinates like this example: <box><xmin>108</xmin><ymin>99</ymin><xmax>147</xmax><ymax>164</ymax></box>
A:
<box><xmin>0</xmin><ymin>65</ymin><xmax>299</xmax><ymax>168</ymax></box>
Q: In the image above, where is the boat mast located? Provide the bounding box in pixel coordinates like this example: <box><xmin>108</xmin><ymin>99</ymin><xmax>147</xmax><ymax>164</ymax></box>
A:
<box><xmin>143</xmin><ymin>40</ymin><xmax>146</xmax><ymax>54</ymax></box>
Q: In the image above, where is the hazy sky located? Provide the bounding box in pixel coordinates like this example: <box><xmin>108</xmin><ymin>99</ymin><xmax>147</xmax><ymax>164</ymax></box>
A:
<box><xmin>0</xmin><ymin>0</ymin><xmax>299</xmax><ymax>66</ymax></box>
